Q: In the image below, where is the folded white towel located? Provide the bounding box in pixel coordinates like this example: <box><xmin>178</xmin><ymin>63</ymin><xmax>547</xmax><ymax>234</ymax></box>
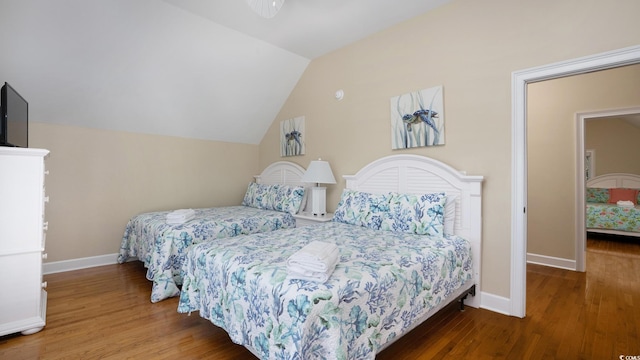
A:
<box><xmin>617</xmin><ymin>200</ymin><xmax>635</xmax><ymax>208</ymax></box>
<box><xmin>167</xmin><ymin>209</ymin><xmax>195</xmax><ymax>218</ymax></box>
<box><xmin>287</xmin><ymin>263</ymin><xmax>337</xmax><ymax>283</ymax></box>
<box><xmin>167</xmin><ymin>216</ymin><xmax>194</xmax><ymax>224</ymax></box>
<box><xmin>287</xmin><ymin>241</ymin><xmax>339</xmax><ymax>272</ymax></box>
<box><xmin>166</xmin><ymin>209</ymin><xmax>195</xmax><ymax>224</ymax></box>
<box><xmin>286</xmin><ymin>241</ymin><xmax>339</xmax><ymax>282</ymax></box>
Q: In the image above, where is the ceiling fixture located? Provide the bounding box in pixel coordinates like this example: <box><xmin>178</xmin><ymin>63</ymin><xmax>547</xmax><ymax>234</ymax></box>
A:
<box><xmin>247</xmin><ymin>0</ymin><xmax>285</xmax><ymax>19</ymax></box>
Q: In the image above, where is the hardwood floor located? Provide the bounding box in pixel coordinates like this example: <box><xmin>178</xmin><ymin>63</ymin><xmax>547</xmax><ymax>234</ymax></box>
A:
<box><xmin>1</xmin><ymin>235</ymin><xmax>639</xmax><ymax>359</ymax></box>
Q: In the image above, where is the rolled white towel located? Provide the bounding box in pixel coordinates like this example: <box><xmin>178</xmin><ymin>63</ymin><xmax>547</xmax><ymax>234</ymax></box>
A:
<box><xmin>617</xmin><ymin>200</ymin><xmax>635</xmax><ymax>208</ymax></box>
<box><xmin>287</xmin><ymin>241</ymin><xmax>339</xmax><ymax>273</ymax></box>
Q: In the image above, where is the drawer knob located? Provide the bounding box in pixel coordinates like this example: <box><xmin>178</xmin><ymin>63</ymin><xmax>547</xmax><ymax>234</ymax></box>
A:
<box><xmin>42</xmin><ymin>253</ymin><xmax>48</xmax><ymax>260</ymax></box>
<box><xmin>41</xmin><ymin>281</ymin><xmax>48</xmax><ymax>289</ymax></box>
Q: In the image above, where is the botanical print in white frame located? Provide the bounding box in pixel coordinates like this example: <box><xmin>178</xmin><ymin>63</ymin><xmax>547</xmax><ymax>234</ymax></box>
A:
<box><xmin>280</xmin><ymin>116</ymin><xmax>305</xmax><ymax>157</ymax></box>
<box><xmin>391</xmin><ymin>85</ymin><xmax>444</xmax><ymax>149</ymax></box>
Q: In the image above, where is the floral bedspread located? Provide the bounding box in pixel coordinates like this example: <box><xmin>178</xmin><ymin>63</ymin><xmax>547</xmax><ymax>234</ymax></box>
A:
<box><xmin>587</xmin><ymin>203</ymin><xmax>640</xmax><ymax>233</ymax></box>
<box><xmin>118</xmin><ymin>206</ymin><xmax>296</xmax><ymax>302</ymax></box>
<box><xmin>178</xmin><ymin>222</ymin><xmax>473</xmax><ymax>360</ymax></box>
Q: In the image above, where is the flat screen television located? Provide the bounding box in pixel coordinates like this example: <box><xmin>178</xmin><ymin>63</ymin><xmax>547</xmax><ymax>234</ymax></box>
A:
<box><xmin>1</xmin><ymin>82</ymin><xmax>29</xmax><ymax>148</ymax></box>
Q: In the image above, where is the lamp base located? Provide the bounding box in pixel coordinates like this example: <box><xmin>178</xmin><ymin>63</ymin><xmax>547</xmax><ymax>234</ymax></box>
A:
<box><xmin>309</xmin><ymin>186</ymin><xmax>327</xmax><ymax>216</ymax></box>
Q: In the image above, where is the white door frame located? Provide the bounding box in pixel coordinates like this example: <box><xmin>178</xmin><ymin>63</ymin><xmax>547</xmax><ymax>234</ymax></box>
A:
<box><xmin>511</xmin><ymin>45</ymin><xmax>640</xmax><ymax>318</ymax></box>
<box><xmin>576</xmin><ymin>106</ymin><xmax>640</xmax><ymax>272</ymax></box>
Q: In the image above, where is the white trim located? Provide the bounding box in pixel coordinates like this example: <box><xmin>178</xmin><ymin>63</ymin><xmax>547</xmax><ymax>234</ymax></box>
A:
<box><xmin>478</xmin><ymin>291</ymin><xmax>511</xmax><ymax>316</ymax></box>
<box><xmin>526</xmin><ymin>253</ymin><xmax>576</xmax><ymax>271</ymax></box>
<box><xmin>512</xmin><ymin>45</ymin><xmax>640</xmax><ymax>318</ymax></box>
<box><xmin>576</xmin><ymin>117</ymin><xmax>587</xmax><ymax>272</ymax></box>
<box><xmin>43</xmin><ymin>253</ymin><xmax>119</xmax><ymax>275</ymax></box>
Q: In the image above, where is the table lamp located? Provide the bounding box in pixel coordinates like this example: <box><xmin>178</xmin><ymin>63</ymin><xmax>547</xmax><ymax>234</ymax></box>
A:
<box><xmin>301</xmin><ymin>159</ymin><xmax>336</xmax><ymax>216</ymax></box>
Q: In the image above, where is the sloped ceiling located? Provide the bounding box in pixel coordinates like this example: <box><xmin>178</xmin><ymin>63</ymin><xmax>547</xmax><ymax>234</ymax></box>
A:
<box><xmin>162</xmin><ymin>0</ymin><xmax>451</xmax><ymax>60</ymax></box>
<box><xmin>0</xmin><ymin>0</ymin><xmax>449</xmax><ymax>144</ymax></box>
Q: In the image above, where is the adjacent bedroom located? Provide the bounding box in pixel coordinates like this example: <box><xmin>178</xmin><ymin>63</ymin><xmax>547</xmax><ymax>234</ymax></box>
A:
<box><xmin>584</xmin><ymin>116</ymin><xmax>640</xmax><ymax>239</ymax></box>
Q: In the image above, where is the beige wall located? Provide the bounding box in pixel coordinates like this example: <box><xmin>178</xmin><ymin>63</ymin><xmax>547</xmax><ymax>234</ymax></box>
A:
<box><xmin>586</xmin><ymin>118</ymin><xmax>640</xmax><ymax>176</ymax></box>
<box><xmin>258</xmin><ymin>0</ymin><xmax>640</xmax><ymax>298</ymax></box>
<box><xmin>527</xmin><ymin>64</ymin><xmax>640</xmax><ymax>260</ymax></box>
<box><xmin>31</xmin><ymin>122</ymin><xmax>258</xmax><ymax>262</ymax></box>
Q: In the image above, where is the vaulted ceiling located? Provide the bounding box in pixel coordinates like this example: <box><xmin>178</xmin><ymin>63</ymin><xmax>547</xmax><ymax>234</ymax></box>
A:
<box><xmin>162</xmin><ymin>0</ymin><xmax>451</xmax><ymax>60</ymax></box>
<box><xmin>0</xmin><ymin>0</ymin><xmax>450</xmax><ymax>144</ymax></box>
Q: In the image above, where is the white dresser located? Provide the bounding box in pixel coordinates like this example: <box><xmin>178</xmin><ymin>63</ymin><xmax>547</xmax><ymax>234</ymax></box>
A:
<box><xmin>0</xmin><ymin>147</ymin><xmax>49</xmax><ymax>336</ymax></box>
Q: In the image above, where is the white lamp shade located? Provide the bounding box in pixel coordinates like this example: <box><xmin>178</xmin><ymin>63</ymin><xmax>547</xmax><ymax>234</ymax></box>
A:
<box><xmin>301</xmin><ymin>160</ymin><xmax>336</xmax><ymax>185</ymax></box>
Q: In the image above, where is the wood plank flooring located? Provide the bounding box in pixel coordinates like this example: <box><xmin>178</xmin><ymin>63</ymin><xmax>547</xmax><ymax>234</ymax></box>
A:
<box><xmin>1</xmin><ymin>234</ymin><xmax>639</xmax><ymax>359</ymax></box>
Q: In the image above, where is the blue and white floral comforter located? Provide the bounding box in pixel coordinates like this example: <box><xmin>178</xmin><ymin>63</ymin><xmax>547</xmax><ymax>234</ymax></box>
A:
<box><xmin>118</xmin><ymin>206</ymin><xmax>296</xmax><ymax>302</ymax></box>
<box><xmin>178</xmin><ymin>222</ymin><xmax>473</xmax><ymax>359</ymax></box>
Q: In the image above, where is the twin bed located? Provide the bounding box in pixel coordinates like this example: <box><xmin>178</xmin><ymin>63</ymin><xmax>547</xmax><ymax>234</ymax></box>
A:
<box><xmin>118</xmin><ymin>161</ymin><xmax>309</xmax><ymax>302</ymax></box>
<box><xmin>119</xmin><ymin>154</ymin><xmax>484</xmax><ymax>359</ymax></box>
<box><xmin>586</xmin><ymin>172</ymin><xmax>640</xmax><ymax>238</ymax></box>
<box><xmin>176</xmin><ymin>154</ymin><xmax>482</xmax><ymax>359</ymax></box>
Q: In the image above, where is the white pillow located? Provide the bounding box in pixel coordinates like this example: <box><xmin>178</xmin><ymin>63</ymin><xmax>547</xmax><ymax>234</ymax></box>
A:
<box><xmin>444</xmin><ymin>195</ymin><xmax>457</xmax><ymax>235</ymax></box>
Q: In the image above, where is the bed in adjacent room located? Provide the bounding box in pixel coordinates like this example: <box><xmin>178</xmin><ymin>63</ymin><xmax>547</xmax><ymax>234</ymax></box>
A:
<box><xmin>586</xmin><ymin>172</ymin><xmax>640</xmax><ymax>238</ymax></box>
<box><xmin>177</xmin><ymin>154</ymin><xmax>483</xmax><ymax>359</ymax></box>
<box><xmin>118</xmin><ymin>161</ymin><xmax>308</xmax><ymax>302</ymax></box>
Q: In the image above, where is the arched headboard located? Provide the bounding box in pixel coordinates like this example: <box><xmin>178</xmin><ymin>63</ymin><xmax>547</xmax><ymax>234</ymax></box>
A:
<box><xmin>587</xmin><ymin>173</ymin><xmax>640</xmax><ymax>189</ymax></box>
<box><xmin>254</xmin><ymin>161</ymin><xmax>307</xmax><ymax>186</ymax></box>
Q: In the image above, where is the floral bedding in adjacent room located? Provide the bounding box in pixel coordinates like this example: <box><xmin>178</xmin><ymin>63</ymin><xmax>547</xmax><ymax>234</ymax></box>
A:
<box><xmin>587</xmin><ymin>203</ymin><xmax>640</xmax><ymax>233</ymax></box>
<box><xmin>178</xmin><ymin>222</ymin><xmax>473</xmax><ymax>360</ymax></box>
<box><xmin>118</xmin><ymin>206</ymin><xmax>296</xmax><ymax>302</ymax></box>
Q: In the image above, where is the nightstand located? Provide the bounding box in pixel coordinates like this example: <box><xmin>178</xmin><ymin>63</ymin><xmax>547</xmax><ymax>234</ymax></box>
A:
<box><xmin>293</xmin><ymin>212</ymin><xmax>334</xmax><ymax>227</ymax></box>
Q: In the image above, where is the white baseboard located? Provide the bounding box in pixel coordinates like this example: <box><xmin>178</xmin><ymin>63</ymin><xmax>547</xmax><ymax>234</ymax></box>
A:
<box><xmin>480</xmin><ymin>291</ymin><xmax>511</xmax><ymax>316</ymax></box>
<box><xmin>43</xmin><ymin>253</ymin><xmax>120</xmax><ymax>275</ymax></box>
<box><xmin>526</xmin><ymin>253</ymin><xmax>576</xmax><ymax>271</ymax></box>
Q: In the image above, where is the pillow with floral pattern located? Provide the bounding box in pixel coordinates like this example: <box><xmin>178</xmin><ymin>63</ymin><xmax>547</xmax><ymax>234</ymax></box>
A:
<box><xmin>586</xmin><ymin>187</ymin><xmax>609</xmax><ymax>203</ymax></box>
<box><xmin>272</xmin><ymin>184</ymin><xmax>305</xmax><ymax>214</ymax></box>
<box><xmin>332</xmin><ymin>189</ymin><xmax>390</xmax><ymax>229</ymax></box>
<box><xmin>242</xmin><ymin>182</ymin><xmax>268</xmax><ymax>207</ymax></box>
<box><xmin>380</xmin><ymin>192</ymin><xmax>446</xmax><ymax>237</ymax></box>
<box><xmin>242</xmin><ymin>183</ymin><xmax>304</xmax><ymax>213</ymax></box>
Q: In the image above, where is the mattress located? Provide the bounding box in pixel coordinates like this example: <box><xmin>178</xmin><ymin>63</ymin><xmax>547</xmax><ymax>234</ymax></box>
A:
<box><xmin>118</xmin><ymin>205</ymin><xmax>296</xmax><ymax>302</ymax></box>
<box><xmin>177</xmin><ymin>221</ymin><xmax>473</xmax><ymax>359</ymax></box>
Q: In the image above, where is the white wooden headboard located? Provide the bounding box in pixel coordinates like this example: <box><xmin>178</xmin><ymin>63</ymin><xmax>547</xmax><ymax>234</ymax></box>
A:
<box><xmin>253</xmin><ymin>161</ymin><xmax>310</xmax><ymax>212</ymax></box>
<box><xmin>343</xmin><ymin>154</ymin><xmax>484</xmax><ymax>308</ymax></box>
<box><xmin>587</xmin><ymin>173</ymin><xmax>640</xmax><ymax>189</ymax></box>
<box><xmin>254</xmin><ymin>161</ymin><xmax>307</xmax><ymax>186</ymax></box>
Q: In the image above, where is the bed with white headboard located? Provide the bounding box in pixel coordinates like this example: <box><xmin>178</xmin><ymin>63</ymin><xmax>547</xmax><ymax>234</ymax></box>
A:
<box><xmin>177</xmin><ymin>154</ymin><xmax>483</xmax><ymax>359</ymax></box>
<box><xmin>118</xmin><ymin>160</ymin><xmax>309</xmax><ymax>303</ymax></box>
<box><xmin>586</xmin><ymin>173</ymin><xmax>640</xmax><ymax>238</ymax></box>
